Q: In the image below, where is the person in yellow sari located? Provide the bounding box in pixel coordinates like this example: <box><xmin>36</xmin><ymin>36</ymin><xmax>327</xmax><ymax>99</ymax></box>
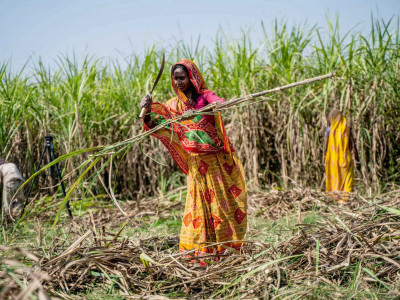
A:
<box><xmin>140</xmin><ymin>59</ymin><xmax>247</xmax><ymax>262</ymax></box>
<box><xmin>324</xmin><ymin>109</ymin><xmax>360</xmax><ymax>202</ymax></box>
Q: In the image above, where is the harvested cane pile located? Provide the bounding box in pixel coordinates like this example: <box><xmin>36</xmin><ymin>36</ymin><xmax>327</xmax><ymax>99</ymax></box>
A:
<box><xmin>1</xmin><ymin>190</ymin><xmax>400</xmax><ymax>299</ymax></box>
<box><xmin>277</xmin><ymin>201</ymin><xmax>400</xmax><ymax>292</ymax></box>
<box><xmin>247</xmin><ymin>187</ymin><xmax>367</xmax><ymax>219</ymax></box>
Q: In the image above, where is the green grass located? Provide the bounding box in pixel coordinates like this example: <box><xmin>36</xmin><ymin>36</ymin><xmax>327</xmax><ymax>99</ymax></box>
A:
<box><xmin>1</xmin><ymin>16</ymin><xmax>399</xmax><ymax>298</ymax></box>
<box><xmin>0</xmin><ymin>17</ymin><xmax>399</xmax><ymax>209</ymax></box>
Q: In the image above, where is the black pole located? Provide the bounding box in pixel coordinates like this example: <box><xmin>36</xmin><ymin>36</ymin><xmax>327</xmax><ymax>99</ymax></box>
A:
<box><xmin>20</xmin><ymin>135</ymin><xmax>73</xmax><ymax>220</ymax></box>
<box><xmin>48</xmin><ymin>137</ymin><xmax>72</xmax><ymax>218</ymax></box>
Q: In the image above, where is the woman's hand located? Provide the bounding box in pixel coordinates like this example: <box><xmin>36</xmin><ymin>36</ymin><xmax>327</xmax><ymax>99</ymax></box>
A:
<box><xmin>181</xmin><ymin>109</ymin><xmax>196</xmax><ymax>121</ymax></box>
<box><xmin>140</xmin><ymin>94</ymin><xmax>153</xmax><ymax>110</ymax></box>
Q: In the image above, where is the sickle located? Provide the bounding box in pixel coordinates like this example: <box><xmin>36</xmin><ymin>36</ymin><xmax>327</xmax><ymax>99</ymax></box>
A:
<box><xmin>139</xmin><ymin>53</ymin><xmax>165</xmax><ymax>118</ymax></box>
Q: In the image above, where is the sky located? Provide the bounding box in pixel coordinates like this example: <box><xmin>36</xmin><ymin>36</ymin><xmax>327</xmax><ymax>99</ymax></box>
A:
<box><xmin>0</xmin><ymin>0</ymin><xmax>398</xmax><ymax>71</ymax></box>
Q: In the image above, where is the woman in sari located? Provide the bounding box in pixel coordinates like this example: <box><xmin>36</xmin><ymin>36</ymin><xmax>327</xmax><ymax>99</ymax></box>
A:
<box><xmin>324</xmin><ymin>109</ymin><xmax>360</xmax><ymax>202</ymax></box>
<box><xmin>141</xmin><ymin>59</ymin><xmax>247</xmax><ymax>261</ymax></box>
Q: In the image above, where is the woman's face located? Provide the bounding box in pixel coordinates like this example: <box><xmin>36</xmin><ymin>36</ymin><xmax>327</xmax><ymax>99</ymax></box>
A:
<box><xmin>173</xmin><ymin>67</ymin><xmax>191</xmax><ymax>92</ymax></box>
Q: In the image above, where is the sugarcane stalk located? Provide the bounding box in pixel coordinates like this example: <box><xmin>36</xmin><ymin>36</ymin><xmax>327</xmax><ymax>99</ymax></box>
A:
<box><xmin>115</xmin><ymin>72</ymin><xmax>335</xmax><ymax>146</ymax></box>
<box><xmin>196</xmin><ymin>71</ymin><xmax>335</xmax><ymax>113</ymax></box>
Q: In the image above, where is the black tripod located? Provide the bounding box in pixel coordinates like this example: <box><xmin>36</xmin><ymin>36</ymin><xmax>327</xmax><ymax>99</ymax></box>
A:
<box><xmin>20</xmin><ymin>135</ymin><xmax>72</xmax><ymax>219</ymax></box>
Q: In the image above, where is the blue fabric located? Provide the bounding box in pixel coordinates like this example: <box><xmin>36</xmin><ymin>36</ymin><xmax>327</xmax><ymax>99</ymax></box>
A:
<box><xmin>325</xmin><ymin>127</ymin><xmax>331</xmax><ymax>136</ymax></box>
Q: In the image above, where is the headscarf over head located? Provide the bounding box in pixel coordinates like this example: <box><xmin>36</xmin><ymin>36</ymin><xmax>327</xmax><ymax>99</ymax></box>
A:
<box><xmin>171</xmin><ymin>59</ymin><xmax>210</xmax><ymax>105</ymax></box>
<box><xmin>143</xmin><ymin>59</ymin><xmax>233</xmax><ymax>174</ymax></box>
<box><xmin>328</xmin><ymin>109</ymin><xmax>342</xmax><ymax>125</ymax></box>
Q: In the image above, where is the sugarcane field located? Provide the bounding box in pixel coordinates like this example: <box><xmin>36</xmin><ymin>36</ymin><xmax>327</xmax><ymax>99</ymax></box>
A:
<box><xmin>1</xmin><ymin>2</ymin><xmax>400</xmax><ymax>299</ymax></box>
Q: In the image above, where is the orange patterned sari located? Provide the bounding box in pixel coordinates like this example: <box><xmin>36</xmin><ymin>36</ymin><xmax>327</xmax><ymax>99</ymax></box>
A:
<box><xmin>143</xmin><ymin>59</ymin><xmax>247</xmax><ymax>259</ymax></box>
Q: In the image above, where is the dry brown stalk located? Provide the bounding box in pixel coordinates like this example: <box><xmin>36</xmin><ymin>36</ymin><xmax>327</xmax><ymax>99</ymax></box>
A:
<box><xmin>117</xmin><ymin>72</ymin><xmax>335</xmax><ymax>147</ymax></box>
<box><xmin>1</xmin><ymin>189</ymin><xmax>399</xmax><ymax>299</ymax></box>
<box><xmin>202</xmin><ymin>72</ymin><xmax>335</xmax><ymax>111</ymax></box>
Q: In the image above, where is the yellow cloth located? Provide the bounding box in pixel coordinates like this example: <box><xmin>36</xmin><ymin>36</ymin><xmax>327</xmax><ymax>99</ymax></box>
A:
<box><xmin>179</xmin><ymin>151</ymin><xmax>247</xmax><ymax>256</ymax></box>
<box><xmin>325</xmin><ymin>116</ymin><xmax>354</xmax><ymax>199</ymax></box>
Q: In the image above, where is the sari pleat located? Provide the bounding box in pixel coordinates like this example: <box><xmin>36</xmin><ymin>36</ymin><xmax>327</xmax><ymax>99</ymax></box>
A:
<box><xmin>180</xmin><ymin>151</ymin><xmax>247</xmax><ymax>255</ymax></box>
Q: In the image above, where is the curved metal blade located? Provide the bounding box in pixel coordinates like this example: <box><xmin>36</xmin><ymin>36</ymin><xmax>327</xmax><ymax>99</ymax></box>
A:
<box><xmin>149</xmin><ymin>53</ymin><xmax>165</xmax><ymax>95</ymax></box>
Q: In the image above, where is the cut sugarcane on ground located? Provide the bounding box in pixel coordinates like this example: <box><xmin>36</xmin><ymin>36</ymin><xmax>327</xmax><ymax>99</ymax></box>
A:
<box><xmin>1</xmin><ymin>187</ymin><xmax>399</xmax><ymax>299</ymax></box>
<box><xmin>1</xmin><ymin>16</ymin><xmax>399</xmax><ymax>300</ymax></box>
